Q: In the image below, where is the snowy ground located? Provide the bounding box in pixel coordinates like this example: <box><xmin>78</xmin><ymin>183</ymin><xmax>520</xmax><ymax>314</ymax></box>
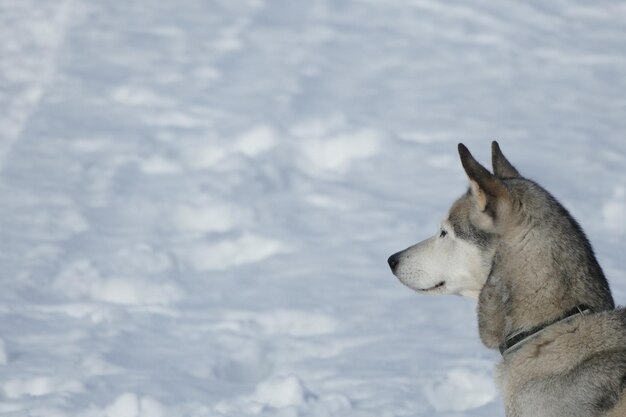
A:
<box><xmin>1</xmin><ymin>1</ymin><xmax>626</xmax><ymax>416</ymax></box>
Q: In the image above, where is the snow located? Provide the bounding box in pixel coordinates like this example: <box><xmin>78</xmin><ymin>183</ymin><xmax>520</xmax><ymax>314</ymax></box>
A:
<box><xmin>422</xmin><ymin>368</ymin><xmax>496</xmax><ymax>413</ymax></box>
<box><xmin>0</xmin><ymin>0</ymin><xmax>625</xmax><ymax>416</ymax></box>
<box><xmin>0</xmin><ymin>338</ymin><xmax>7</xmax><ymax>366</ymax></box>
<box><xmin>253</xmin><ymin>375</ymin><xmax>312</xmax><ymax>408</ymax></box>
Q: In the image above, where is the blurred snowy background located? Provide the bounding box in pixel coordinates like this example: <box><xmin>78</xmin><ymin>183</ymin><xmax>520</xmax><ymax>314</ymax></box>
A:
<box><xmin>1</xmin><ymin>1</ymin><xmax>625</xmax><ymax>416</ymax></box>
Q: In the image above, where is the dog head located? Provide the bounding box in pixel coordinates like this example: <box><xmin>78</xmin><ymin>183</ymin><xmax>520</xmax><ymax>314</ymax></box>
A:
<box><xmin>388</xmin><ymin>142</ymin><xmax>518</xmax><ymax>299</ymax></box>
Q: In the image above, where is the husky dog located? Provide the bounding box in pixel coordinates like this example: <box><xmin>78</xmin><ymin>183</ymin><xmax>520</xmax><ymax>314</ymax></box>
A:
<box><xmin>388</xmin><ymin>142</ymin><xmax>626</xmax><ymax>417</ymax></box>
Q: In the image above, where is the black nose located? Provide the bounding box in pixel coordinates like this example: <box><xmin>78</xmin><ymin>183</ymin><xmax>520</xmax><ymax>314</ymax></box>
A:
<box><xmin>387</xmin><ymin>253</ymin><xmax>400</xmax><ymax>272</ymax></box>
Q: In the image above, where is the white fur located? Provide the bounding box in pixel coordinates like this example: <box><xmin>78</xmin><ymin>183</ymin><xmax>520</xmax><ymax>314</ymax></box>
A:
<box><xmin>393</xmin><ymin>220</ymin><xmax>490</xmax><ymax>299</ymax></box>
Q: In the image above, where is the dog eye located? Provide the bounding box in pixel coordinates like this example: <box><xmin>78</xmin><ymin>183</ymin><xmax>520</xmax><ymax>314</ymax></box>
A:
<box><xmin>439</xmin><ymin>229</ymin><xmax>447</xmax><ymax>238</ymax></box>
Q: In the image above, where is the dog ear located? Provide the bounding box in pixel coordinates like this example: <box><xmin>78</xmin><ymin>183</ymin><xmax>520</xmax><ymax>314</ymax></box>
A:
<box><xmin>491</xmin><ymin>141</ymin><xmax>521</xmax><ymax>179</ymax></box>
<box><xmin>458</xmin><ymin>143</ymin><xmax>508</xmax><ymax>212</ymax></box>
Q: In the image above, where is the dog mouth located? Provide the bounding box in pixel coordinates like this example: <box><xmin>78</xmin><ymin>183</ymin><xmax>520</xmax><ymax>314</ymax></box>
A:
<box><xmin>418</xmin><ymin>281</ymin><xmax>446</xmax><ymax>292</ymax></box>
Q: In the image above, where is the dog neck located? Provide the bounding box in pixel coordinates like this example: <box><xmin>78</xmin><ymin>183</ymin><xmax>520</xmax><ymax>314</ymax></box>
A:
<box><xmin>477</xmin><ymin>239</ymin><xmax>599</xmax><ymax>350</ymax></box>
<box><xmin>499</xmin><ymin>304</ymin><xmax>593</xmax><ymax>356</ymax></box>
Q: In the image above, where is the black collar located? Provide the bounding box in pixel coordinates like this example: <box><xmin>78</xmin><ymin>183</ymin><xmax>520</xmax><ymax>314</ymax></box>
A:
<box><xmin>499</xmin><ymin>304</ymin><xmax>593</xmax><ymax>356</ymax></box>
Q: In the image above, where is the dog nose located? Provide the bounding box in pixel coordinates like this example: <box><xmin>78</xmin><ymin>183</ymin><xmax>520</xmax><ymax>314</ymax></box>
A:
<box><xmin>387</xmin><ymin>253</ymin><xmax>400</xmax><ymax>272</ymax></box>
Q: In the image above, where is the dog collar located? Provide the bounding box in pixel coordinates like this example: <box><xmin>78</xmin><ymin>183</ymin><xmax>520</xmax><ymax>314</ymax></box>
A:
<box><xmin>499</xmin><ymin>304</ymin><xmax>593</xmax><ymax>357</ymax></box>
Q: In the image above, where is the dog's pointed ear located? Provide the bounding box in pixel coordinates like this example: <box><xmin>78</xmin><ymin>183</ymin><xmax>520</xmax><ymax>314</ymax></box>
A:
<box><xmin>491</xmin><ymin>141</ymin><xmax>520</xmax><ymax>179</ymax></box>
<box><xmin>458</xmin><ymin>143</ymin><xmax>508</xmax><ymax>212</ymax></box>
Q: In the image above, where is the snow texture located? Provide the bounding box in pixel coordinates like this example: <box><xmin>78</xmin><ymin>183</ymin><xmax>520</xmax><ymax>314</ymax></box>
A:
<box><xmin>0</xmin><ymin>0</ymin><xmax>626</xmax><ymax>416</ymax></box>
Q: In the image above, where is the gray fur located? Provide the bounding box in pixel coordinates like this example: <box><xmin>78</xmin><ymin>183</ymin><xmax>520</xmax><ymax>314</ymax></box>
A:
<box><xmin>465</xmin><ymin>142</ymin><xmax>623</xmax><ymax>416</ymax></box>
<box><xmin>388</xmin><ymin>142</ymin><xmax>626</xmax><ymax>416</ymax></box>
